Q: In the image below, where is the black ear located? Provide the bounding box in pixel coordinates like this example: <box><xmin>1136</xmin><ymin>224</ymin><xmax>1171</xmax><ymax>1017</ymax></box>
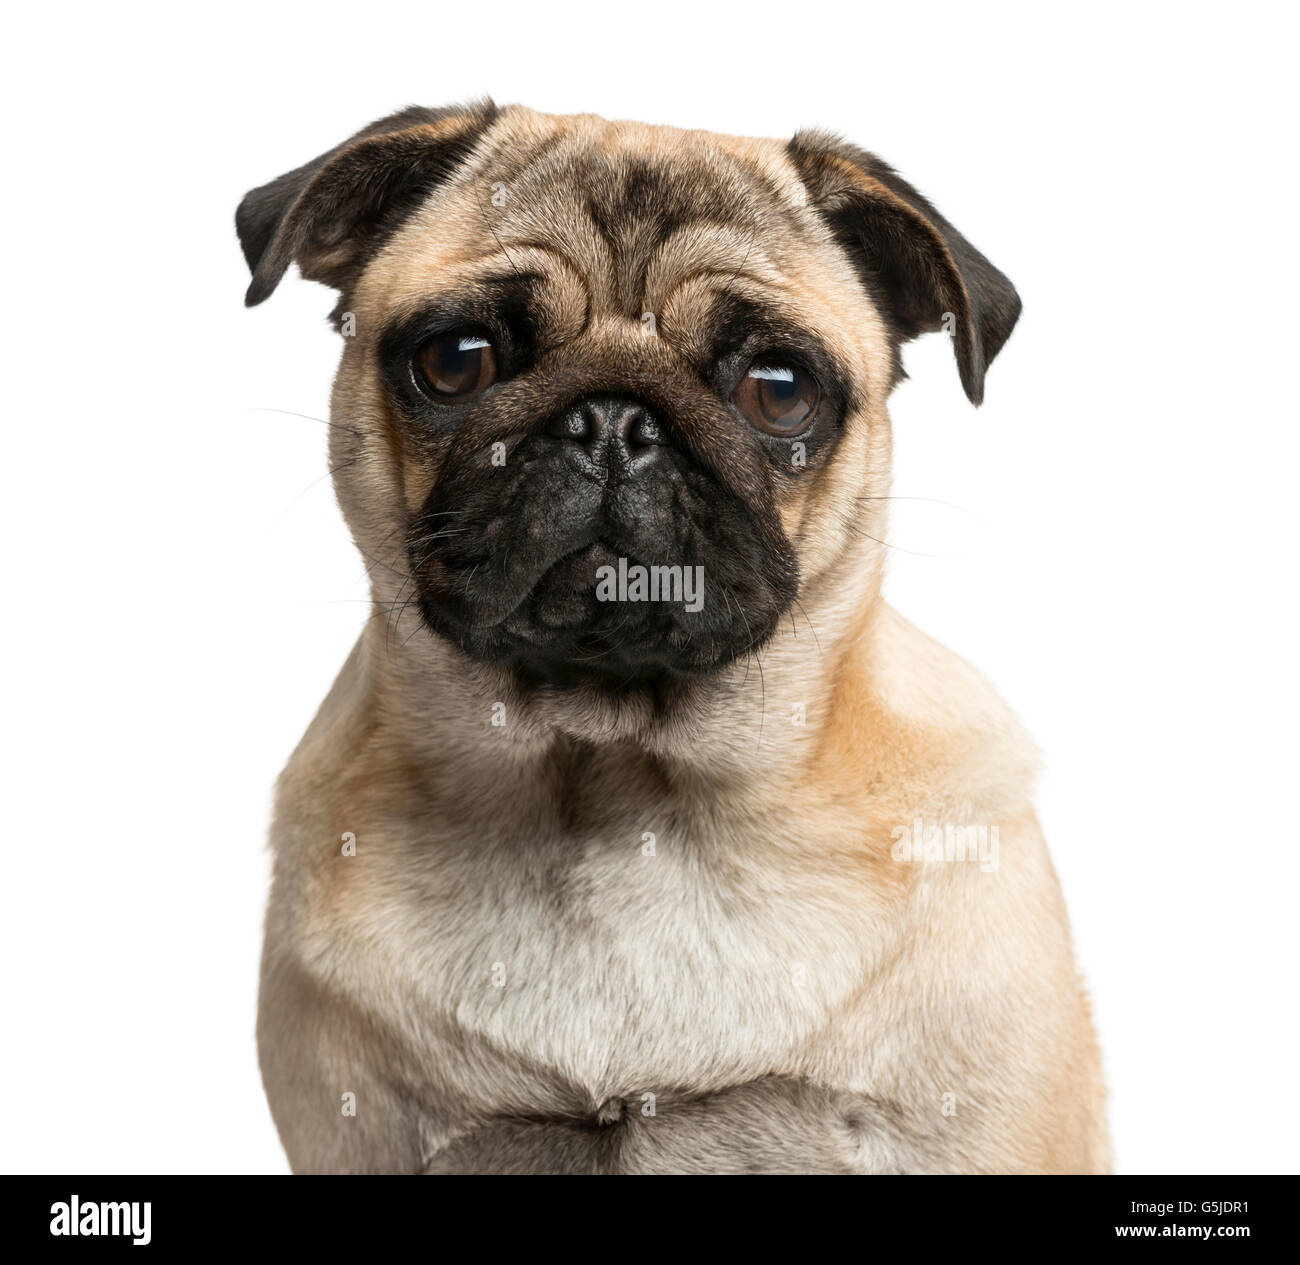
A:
<box><xmin>788</xmin><ymin>131</ymin><xmax>1021</xmax><ymax>405</ymax></box>
<box><xmin>236</xmin><ymin>101</ymin><xmax>499</xmax><ymax>308</ymax></box>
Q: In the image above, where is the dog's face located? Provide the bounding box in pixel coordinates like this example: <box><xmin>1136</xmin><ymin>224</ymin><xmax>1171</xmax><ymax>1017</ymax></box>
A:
<box><xmin>238</xmin><ymin>104</ymin><xmax>1018</xmax><ymax>697</ymax></box>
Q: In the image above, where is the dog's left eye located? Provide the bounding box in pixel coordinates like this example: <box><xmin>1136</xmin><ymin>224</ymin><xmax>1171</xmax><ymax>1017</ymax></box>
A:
<box><xmin>731</xmin><ymin>362</ymin><xmax>819</xmax><ymax>436</ymax></box>
<box><xmin>415</xmin><ymin>333</ymin><xmax>499</xmax><ymax>400</ymax></box>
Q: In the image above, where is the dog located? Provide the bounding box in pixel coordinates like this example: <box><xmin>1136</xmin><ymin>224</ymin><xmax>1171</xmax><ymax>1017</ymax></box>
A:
<box><xmin>237</xmin><ymin>102</ymin><xmax>1108</xmax><ymax>1174</ymax></box>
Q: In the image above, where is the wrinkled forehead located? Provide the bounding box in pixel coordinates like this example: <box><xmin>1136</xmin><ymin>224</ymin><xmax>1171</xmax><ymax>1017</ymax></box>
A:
<box><xmin>356</xmin><ymin>109</ymin><xmax>884</xmax><ymax>374</ymax></box>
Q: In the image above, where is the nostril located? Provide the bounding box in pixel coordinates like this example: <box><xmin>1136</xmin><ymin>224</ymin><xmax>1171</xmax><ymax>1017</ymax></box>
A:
<box><xmin>547</xmin><ymin>408</ymin><xmax>593</xmax><ymax>443</ymax></box>
<box><xmin>626</xmin><ymin>410</ymin><xmax>666</xmax><ymax>448</ymax></box>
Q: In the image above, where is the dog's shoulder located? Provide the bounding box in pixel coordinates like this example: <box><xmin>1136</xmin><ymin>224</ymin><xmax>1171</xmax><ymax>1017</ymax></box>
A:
<box><xmin>829</xmin><ymin>603</ymin><xmax>1041</xmax><ymax>819</ymax></box>
<box><xmin>873</xmin><ymin>603</ymin><xmax>1032</xmax><ymax>735</ymax></box>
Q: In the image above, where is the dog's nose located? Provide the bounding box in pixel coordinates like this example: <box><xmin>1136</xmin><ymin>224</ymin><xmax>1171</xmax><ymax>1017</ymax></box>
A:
<box><xmin>547</xmin><ymin>395</ymin><xmax>667</xmax><ymax>478</ymax></box>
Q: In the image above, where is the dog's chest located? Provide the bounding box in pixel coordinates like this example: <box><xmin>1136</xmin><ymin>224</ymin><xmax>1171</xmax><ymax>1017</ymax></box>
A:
<box><xmin>315</xmin><ymin>811</ymin><xmax>892</xmax><ymax>1108</ymax></box>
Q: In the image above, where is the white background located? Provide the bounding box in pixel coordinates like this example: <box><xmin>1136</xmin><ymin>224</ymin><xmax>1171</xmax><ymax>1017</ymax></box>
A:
<box><xmin>2</xmin><ymin>1</ymin><xmax>1296</xmax><ymax>1175</ymax></box>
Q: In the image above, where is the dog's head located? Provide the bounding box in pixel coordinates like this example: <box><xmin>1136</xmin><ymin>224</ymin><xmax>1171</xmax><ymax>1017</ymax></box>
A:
<box><xmin>238</xmin><ymin>103</ymin><xmax>1018</xmax><ymax>697</ymax></box>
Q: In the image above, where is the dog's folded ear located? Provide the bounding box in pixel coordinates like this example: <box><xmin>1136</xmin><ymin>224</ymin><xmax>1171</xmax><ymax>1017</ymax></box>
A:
<box><xmin>236</xmin><ymin>101</ymin><xmax>499</xmax><ymax>308</ymax></box>
<box><xmin>788</xmin><ymin>132</ymin><xmax>1021</xmax><ymax>405</ymax></box>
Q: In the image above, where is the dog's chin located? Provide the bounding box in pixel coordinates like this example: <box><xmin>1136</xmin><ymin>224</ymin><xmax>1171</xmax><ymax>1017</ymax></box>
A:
<box><xmin>416</xmin><ymin>541</ymin><xmax>782</xmax><ymax>693</ymax></box>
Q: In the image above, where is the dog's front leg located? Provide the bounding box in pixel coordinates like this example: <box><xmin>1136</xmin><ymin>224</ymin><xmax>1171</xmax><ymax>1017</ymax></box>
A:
<box><xmin>257</xmin><ymin>948</ymin><xmax>426</xmax><ymax>1173</ymax></box>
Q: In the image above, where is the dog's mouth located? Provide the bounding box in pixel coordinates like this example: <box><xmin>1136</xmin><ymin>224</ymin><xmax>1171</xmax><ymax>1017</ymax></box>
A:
<box><xmin>414</xmin><ymin>537</ymin><xmax>735</xmax><ymax>687</ymax></box>
<box><xmin>410</xmin><ymin>509</ymin><xmax>795</xmax><ymax>688</ymax></box>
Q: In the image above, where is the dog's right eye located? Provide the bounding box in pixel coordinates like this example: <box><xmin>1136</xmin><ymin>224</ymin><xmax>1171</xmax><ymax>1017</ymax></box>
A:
<box><xmin>414</xmin><ymin>333</ymin><xmax>499</xmax><ymax>400</ymax></box>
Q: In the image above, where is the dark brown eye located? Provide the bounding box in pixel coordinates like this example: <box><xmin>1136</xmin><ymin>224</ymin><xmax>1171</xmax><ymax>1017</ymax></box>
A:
<box><xmin>731</xmin><ymin>362</ymin><xmax>819</xmax><ymax>435</ymax></box>
<box><xmin>415</xmin><ymin>333</ymin><xmax>498</xmax><ymax>400</ymax></box>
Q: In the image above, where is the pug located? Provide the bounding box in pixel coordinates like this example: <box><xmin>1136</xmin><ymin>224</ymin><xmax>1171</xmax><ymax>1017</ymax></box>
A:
<box><xmin>238</xmin><ymin>102</ymin><xmax>1109</xmax><ymax>1174</ymax></box>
